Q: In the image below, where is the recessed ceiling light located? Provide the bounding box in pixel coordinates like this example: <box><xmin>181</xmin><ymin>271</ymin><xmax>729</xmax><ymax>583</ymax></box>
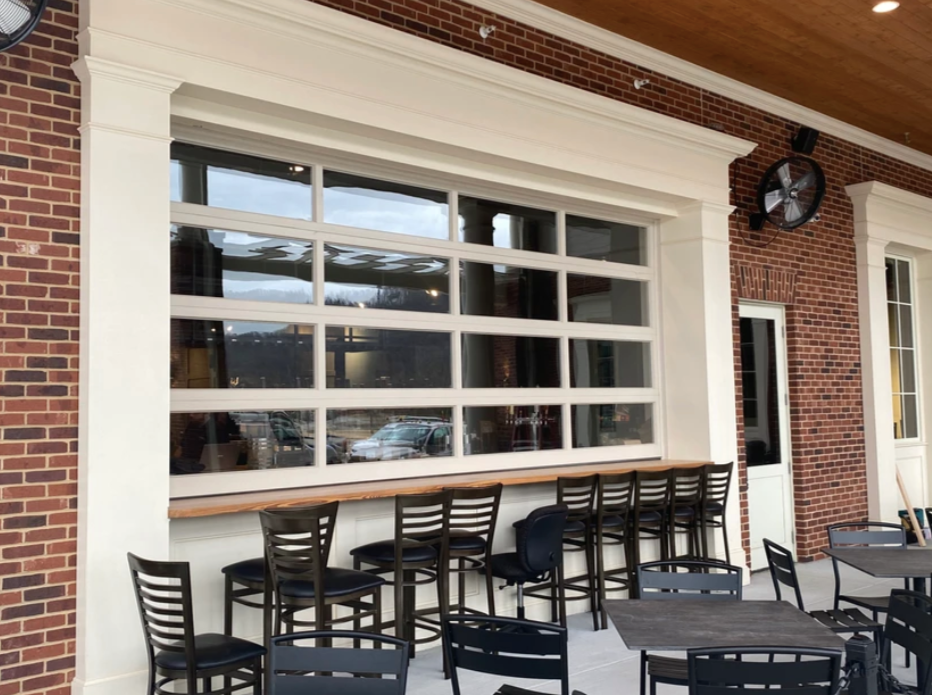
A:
<box><xmin>873</xmin><ymin>1</ymin><xmax>899</xmax><ymax>12</ymax></box>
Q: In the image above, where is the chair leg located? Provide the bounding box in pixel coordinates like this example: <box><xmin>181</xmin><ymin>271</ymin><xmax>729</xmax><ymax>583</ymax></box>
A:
<box><xmin>253</xmin><ymin>657</ymin><xmax>262</xmax><ymax>695</ymax></box>
<box><xmin>586</xmin><ymin>531</ymin><xmax>599</xmax><ymax>631</ymax></box>
<box><xmin>457</xmin><ymin>557</ymin><xmax>466</xmax><ymax>612</ymax></box>
<box><xmin>394</xmin><ymin>567</ymin><xmax>406</xmax><ymax>644</ymax></box>
<box><xmin>639</xmin><ymin>651</ymin><xmax>647</xmax><ymax>695</ymax></box>
<box><xmin>557</xmin><ymin>564</ymin><xmax>568</xmax><ymax>629</ymax></box>
<box><xmin>550</xmin><ymin>558</ymin><xmax>559</xmax><ymax>623</ymax></box>
<box><xmin>596</xmin><ymin>531</ymin><xmax>607</xmax><ymax>630</ymax></box>
<box><xmin>403</xmin><ymin>569</ymin><xmax>416</xmax><ymax>656</ymax></box>
<box><xmin>720</xmin><ymin>516</ymin><xmax>731</xmax><ymax>564</ymax></box>
<box><xmin>484</xmin><ymin>561</ymin><xmax>496</xmax><ymax>617</ymax></box>
<box><xmin>223</xmin><ymin>575</ymin><xmax>233</xmax><ymax>636</ymax></box>
<box><xmin>203</xmin><ymin>676</ymin><xmax>211</xmax><ymax>693</ymax></box>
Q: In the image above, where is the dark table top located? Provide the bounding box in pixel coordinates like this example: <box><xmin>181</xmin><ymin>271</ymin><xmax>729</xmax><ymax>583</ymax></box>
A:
<box><xmin>604</xmin><ymin>599</ymin><xmax>846</xmax><ymax>651</ymax></box>
<box><xmin>823</xmin><ymin>546</ymin><xmax>932</xmax><ymax>579</ymax></box>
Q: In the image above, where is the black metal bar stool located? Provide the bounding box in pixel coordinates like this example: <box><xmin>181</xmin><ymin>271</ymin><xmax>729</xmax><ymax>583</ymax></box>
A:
<box><xmin>698</xmin><ymin>461</ymin><xmax>734</xmax><ymax>563</ymax></box>
<box><xmin>594</xmin><ymin>471</ymin><xmax>634</xmax><ymax>629</ymax></box>
<box><xmin>628</xmin><ymin>469</ymin><xmax>672</xmax><ymax>596</ymax></box>
<box><xmin>669</xmin><ymin>466</ymin><xmax>703</xmax><ymax>560</ymax></box>
<box><xmin>350</xmin><ymin>491</ymin><xmax>448</xmax><ymax>656</ymax></box>
<box><xmin>260</xmin><ymin>502</ymin><xmax>385</xmax><ymax>640</ymax></box>
<box><xmin>221</xmin><ymin>557</ymin><xmax>265</xmax><ymax>637</ymax></box>
<box><xmin>439</xmin><ymin>484</ymin><xmax>503</xmax><ymax>618</ymax></box>
<box><xmin>521</xmin><ymin>474</ymin><xmax>598</xmax><ymax>630</ymax></box>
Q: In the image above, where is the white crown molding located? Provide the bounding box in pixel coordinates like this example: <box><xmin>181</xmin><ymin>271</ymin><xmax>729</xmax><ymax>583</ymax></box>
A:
<box><xmin>847</xmin><ymin>181</ymin><xmax>932</xmax><ymax>249</ymax></box>
<box><xmin>468</xmin><ymin>0</ymin><xmax>932</xmax><ymax>174</ymax></box>
<box><xmin>72</xmin><ymin>55</ymin><xmax>182</xmax><ymax>92</ymax></box>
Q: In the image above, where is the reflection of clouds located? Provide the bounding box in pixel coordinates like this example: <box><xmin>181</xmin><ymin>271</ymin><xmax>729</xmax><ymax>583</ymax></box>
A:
<box><xmin>458</xmin><ymin>213</ymin><xmax>521</xmax><ymax>249</ymax></box>
<box><xmin>324</xmin><ymin>189</ymin><xmax>448</xmax><ymax>239</ymax></box>
<box><xmin>325</xmin><ymin>244</ymin><xmax>448</xmax><ymax>275</ymax></box>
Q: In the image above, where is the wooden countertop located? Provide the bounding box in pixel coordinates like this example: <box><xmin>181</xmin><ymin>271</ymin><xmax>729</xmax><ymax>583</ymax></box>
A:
<box><xmin>168</xmin><ymin>458</ymin><xmax>709</xmax><ymax>519</ymax></box>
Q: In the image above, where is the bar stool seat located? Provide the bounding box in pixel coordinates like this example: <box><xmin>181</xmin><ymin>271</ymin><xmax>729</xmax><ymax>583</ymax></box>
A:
<box><xmin>639</xmin><ymin>510</ymin><xmax>664</xmax><ymax>523</ymax></box>
<box><xmin>443</xmin><ymin>533</ymin><xmax>486</xmax><ymax>553</ymax></box>
<box><xmin>279</xmin><ymin>569</ymin><xmax>385</xmax><ymax>599</ymax></box>
<box><xmin>514</xmin><ymin>518</ymin><xmax>586</xmax><ymax>534</ymax></box>
<box><xmin>154</xmin><ymin>634</ymin><xmax>266</xmax><ymax>671</ymax></box>
<box><xmin>674</xmin><ymin>506</ymin><xmax>696</xmax><ymax>519</ymax></box>
<box><xmin>596</xmin><ymin>514</ymin><xmax>626</xmax><ymax>529</ymax></box>
<box><xmin>222</xmin><ymin>557</ymin><xmax>265</xmax><ymax>585</ymax></box>
<box><xmin>351</xmin><ymin>541</ymin><xmax>439</xmax><ymax>564</ymax></box>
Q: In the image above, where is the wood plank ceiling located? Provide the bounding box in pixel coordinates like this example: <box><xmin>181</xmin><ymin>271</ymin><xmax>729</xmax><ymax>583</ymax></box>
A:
<box><xmin>534</xmin><ymin>0</ymin><xmax>932</xmax><ymax>155</ymax></box>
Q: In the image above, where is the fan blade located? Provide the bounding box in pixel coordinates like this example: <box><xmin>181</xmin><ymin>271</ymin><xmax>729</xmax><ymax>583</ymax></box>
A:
<box><xmin>784</xmin><ymin>199</ymin><xmax>803</xmax><ymax>223</ymax></box>
<box><xmin>764</xmin><ymin>189</ymin><xmax>787</xmax><ymax>213</ymax></box>
<box><xmin>794</xmin><ymin>171</ymin><xmax>816</xmax><ymax>192</ymax></box>
<box><xmin>777</xmin><ymin>163</ymin><xmax>793</xmax><ymax>190</ymax></box>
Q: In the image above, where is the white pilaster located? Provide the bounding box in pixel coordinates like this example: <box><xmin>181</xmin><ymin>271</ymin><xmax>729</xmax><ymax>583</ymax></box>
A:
<box><xmin>854</xmin><ymin>236</ymin><xmax>896</xmax><ymax>521</ymax></box>
<box><xmin>659</xmin><ymin>201</ymin><xmax>742</xmax><ymax>565</ymax></box>
<box><xmin>72</xmin><ymin>56</ymin><xmax>182</xmax><ymax>695</ymax></box>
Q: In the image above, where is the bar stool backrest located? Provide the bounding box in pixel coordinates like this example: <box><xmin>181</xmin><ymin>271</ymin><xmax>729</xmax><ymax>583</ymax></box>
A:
<box><xmin>396</xmin><ymin>490</ymin><xmax>450</xmax><ymax>552</ymax></box>
<box><xmin>557</xmin><ymin>475</ymin><xmax>597</xmax><ymax>524</ymax></box>
<box><xmin>518</xmin><ymin>504</ymin><xmax>569</xmax><ymax>575</ymax></box>
<box><xmin>634</xmin><ymin>468</ymin><xmax>672</xmax><ymax>514</ymax></box>
<box><xmin>702</xmin><ymin>462</ymin><xmax>733</xmax><ymax>509</ymax></box>
<box><xmin>827</xmin><ymin>521</ymin><xmax>907</xmax><ymax>548</ymax></box>
<box><xmin>127</xmin><ymin>553</ymin><xmax>197</xmax><ymax>682</ymax></box>
<box><xmin>597</xmin><ymin>472</ymin><xmax>634</xmax><ymax>520</ymax></box>
<box><xmin>268</xmin><ymin>630</ymin><xmax>410</xmax><ymax>695</ymax></box>
<box><xmin>687</xmin><ymin>647</ymin><xmax>841</xmax><ymax>695</ymax></box>
<box><xmin>672</xmin><ymin>467</ymin><xmax>703</xmax><ymax>507</ymax></box>
<box><xmin>762</xmin><ymin>538</ymin><xmax>805</xmax><ymax>611</ymax></box>
<box><xmin>637</xmin><ymin>560</ymin><xmax>743</xmax><ymax>600</ymax></box>
<box><xmin>445</xmin><ymin>483</ymin><xmax>503</xmax><ymax>545</ymax></box>
<box><xmin>260</xmin><ymin>502</ymin><xmax>338</xmax><ymax>596</ymax></box>
<box><xmin>884</xmin><ymin>590</ymin><xmax>932</xmax><ymax>695</ymax></box>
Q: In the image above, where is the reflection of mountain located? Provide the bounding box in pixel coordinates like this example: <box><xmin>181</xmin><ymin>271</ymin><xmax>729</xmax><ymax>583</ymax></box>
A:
<box><xmin>325</xmin><ymin>286</ymin><xmax>447</xmax><ymax>312</ymax></box>
<box><xmin>222</xmin><ymin>286</ymin><xmax>314</xmax><ymax>304</ymax></box>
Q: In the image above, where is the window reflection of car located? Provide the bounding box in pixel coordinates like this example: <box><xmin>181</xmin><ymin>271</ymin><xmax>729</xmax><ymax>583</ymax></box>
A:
<box><xmin>349</xmin><ymin>422</ymin><xmax>452</xmax><ymax>462</ymax></box>
<box><xmin>266</xmin><ymin>411</ymin><xmax>341</xmax><ymax>466</ymax></box>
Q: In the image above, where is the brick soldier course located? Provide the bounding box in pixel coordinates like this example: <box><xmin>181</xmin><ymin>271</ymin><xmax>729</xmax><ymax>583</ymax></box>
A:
<box><xmin>0</xmin><ymin>0</ymin><xmax>927</xmax><ymax>692</ymax></box>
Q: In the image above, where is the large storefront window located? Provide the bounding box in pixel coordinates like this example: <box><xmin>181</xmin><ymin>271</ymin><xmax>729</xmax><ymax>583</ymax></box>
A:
<box><xmin>169</xmin><ymin>143</ymin><xmax>660</xmax><ymax>486</ymax></box>
<box><xmin>887</xmin><ymin>257</ymin><xmax>920</xmax><ymax>440</ymax></box>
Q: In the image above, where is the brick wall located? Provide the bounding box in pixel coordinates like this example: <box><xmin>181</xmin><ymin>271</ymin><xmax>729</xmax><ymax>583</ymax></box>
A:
<box><xmin>300</xmin><ymin>0</ymin><xmax>932</xmax><ymax>559</ymax></box>
<box><xmin>0</xmin><ymin>1</ymin><xmax>80</xmax><ymax>694</ymax></box>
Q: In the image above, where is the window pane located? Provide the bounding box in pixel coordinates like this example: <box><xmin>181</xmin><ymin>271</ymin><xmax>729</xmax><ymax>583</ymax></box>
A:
<box><xmin>170</xmin><ymin>410</ymin><xmax>317</xmax><ymax>474</ymax></box>
<box><xmin>885</xmin><ymin>259</ymin><xmax>897</xmax><ymax>302</ymax></box>
<box><xmin>903</xmin><ymin>395</ymin><xmax>919</xmax><ymax>439</ymax></box>
<box><xmin>462</xmin><ymin>334</ymin><xmax>560</xmax><ymax>388</ymax></box>
<box><xmin>171</xmin><ymin>143</ymin><xmax>312</xmax><ymax>219</ymax></box>
<box><xmin>328</xmin><ymin>409</ymin><xmax>453</xmax><ymax>463</ymax></box>
<box><xmin>566</xmin><ymin>215</ymin><xmax>646</xmax><ymax>266</ymax></box>
<box><xmin>460</xmin><ymin>262</ymin><xmax>557</xmax><ymax>321</ymax></box>
<box><xmin>326</xmin><ymin>326</ymin><xmax>451</xmax><ymax>388</ymax></box>
<box><xmin>899</xmin><ymin>350</ymin><xmax>917</xmax><ymax>394</ymax></box>
<box><xmin>893</xmin><ymin>395</ymin><xmax>904</xmax><ymax>439</ymax></box>
<box><xmin>323</xmin><ymin>171</ymin><xmax>448</xmax><ymax>239</ymax></box>
<box><xmin>899</xmin><ymin>305</ymin><xmax>914</xmax><ymax>348</ymax></box>
<box><xmin>170</xmin><ymin>226</ymin><xmax>314</xmax><ymax>304</ymax></box>
<box><xmin>459</xmin><ymin>197</ymin><xmax>556</xmax><ymax>253</ymax></box>
<box><xmin>569</xmin><ymin>339</ymin><xmax>651</xmax><ymax>388</ymax></box>
<box><xmin>171</xmin><ymin>320</ymin><xmax>314</xmax><ymax>389</ymax></box>
<box><xmin>464</xmin><ymin>405</ymin><xmax>562</xmax><ymax>454</ymax></box>
<box><xmin>897</xmin><ymin>259</ymin><xmax>912</xmax><ymax>304</ymax></box>
<box><xmin>888</xmin><ymin>304</ymin><xmax>900</xmax><ymax>346</ymax></box>
<box><xmin>571</xmin><ymin>403</ymin><xmax>653</xmax><ymax>447</ymax></box>
<box><xmin>891</xmin><ymin>349</ymin><xmax>903</xmax><ymax>394</ymax></box>
<box><xmin>567</xmin><ymin>273</ymin><xmax>648</xmax><ymax>326</ymax></box>
<box><xmin>324</xmin><ymin>244</ymin><xmax>449</xmax><ymax>313</ymax></box>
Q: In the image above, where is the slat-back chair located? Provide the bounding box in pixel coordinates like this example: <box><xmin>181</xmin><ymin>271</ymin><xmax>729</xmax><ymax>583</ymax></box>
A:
<box><xmin>594</xmin><ymin>471</ymin><xmax>634</xmax><ymax>630</ymax></box>
<box><xmin>687</xmin><ymin>647</ymin><xmax>841</xmax><ymax>695</ymax></box>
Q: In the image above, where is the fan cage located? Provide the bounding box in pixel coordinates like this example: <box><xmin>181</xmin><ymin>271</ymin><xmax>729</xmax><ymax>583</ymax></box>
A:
<box><xmin>0</xmin><ymin>0</ymin><xmax>49</xmax><ymax>52</ymax></box>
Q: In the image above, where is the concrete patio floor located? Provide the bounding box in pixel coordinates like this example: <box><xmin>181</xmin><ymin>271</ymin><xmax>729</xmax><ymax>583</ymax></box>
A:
<box><xmin>404</xmin><ymin>558</ymin><xmax>912</xmax><ymax>695</ymax></box>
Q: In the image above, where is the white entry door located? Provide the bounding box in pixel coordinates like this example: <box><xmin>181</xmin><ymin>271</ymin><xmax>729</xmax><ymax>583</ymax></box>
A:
<box><xmin>740</xmin><ymin>303</ymin><xmax>794</xmax><ymax>569</ymax></box>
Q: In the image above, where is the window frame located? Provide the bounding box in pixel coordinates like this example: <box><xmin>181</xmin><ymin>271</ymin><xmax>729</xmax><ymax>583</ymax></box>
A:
<box><xmin>886</xmin><ymin>253</ymin><xmax>922</xmax><ymax>442</ymax></box>
<box><xmin>169</xmin><ymin>138</ymin><xmax>664</xmax><ymax>498</ymax></box>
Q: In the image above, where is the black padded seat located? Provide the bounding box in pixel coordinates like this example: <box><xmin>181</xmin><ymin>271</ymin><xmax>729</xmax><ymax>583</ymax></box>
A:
<box><xmin>638</xmin><ymin>510</ymin><xmax>663</xmax><ymax>524</ymax></box>
<box><xmin>595</xmin><ymin>514</ymin><xmax>626</xmax><ymax>529</ymax></box>
<box><xmin>279</xmin><ymin>568</ymin><xmax>386</xmax><ymax>599</ymax></box>
<box><xmin>489</xmin><ymin>553</ymin><xmax>530</xmax><ymax>584</ymax></box>
<box><xmin>705</xmin><ymin>501</ymin><xmax>724</xmax><ymax>515</ymax></box>
<box><xmin>221</xmin><ymin>557</ymin><xmax>265</xmax><ymax>585</ymax></box>
<box><xmin>448</xmin><ymin>534</ymin><xmax>487</xmax><ymax>553</ymax></box>
<box><xmin>350</xmin><ymin>539</ymin><xmax>438</xmax><ymax>564</ymax></box>
<box><xmin>155</xmin><ymin>633</ymin><xmax>266</xmax><ymax>671</ymax></box>
<box><xmin>674</xmin><ymin>506</ymin><xmax>696</xmax><ymax>519</ymax></box>
<box><xmin>513</xmin><ymin>518</ymin><xmax>585</xmax><ymax>534</ymax></box>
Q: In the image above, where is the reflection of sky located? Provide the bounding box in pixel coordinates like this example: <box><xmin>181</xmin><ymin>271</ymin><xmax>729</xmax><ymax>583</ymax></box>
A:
<box><xmin>221</xmin><ymin>272</ymin><xmax>314</xmax><ymax>304</ymax></box>
<box><xmin>324</xmin><ymin>188</ymin><xmax>448</xmax><ymax>239</ymax></box>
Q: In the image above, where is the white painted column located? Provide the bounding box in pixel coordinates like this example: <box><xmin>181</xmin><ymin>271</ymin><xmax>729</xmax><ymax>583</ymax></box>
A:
<box><xmin>659</xmin><ymin>201</ymin><xmax>742</xmax><ymax>565</ymax></box>
<box><xmin>854</xmin><ymin>236</ymin><xmax>897</xmax><ymax>521</ymax></box>
<box><xmin>72</xmin><ymin>57</ymin><xmax>181</xmax><ymax>695</ymax></box>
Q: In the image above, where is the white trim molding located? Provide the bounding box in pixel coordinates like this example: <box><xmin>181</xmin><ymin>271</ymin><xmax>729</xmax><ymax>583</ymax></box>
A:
<box><xmin>848</xmin><ymin>182</ymin><xmax>932</xmax><ymax>521</ymax></box>
<box><xmin>468</xmin><ymin>0</ymin><xmax>932</xmax><ymax>175</ymax></box>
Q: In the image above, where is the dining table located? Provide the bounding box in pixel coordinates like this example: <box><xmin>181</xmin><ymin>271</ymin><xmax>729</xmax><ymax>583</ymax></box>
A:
<box><xmin>603</xmin><ymin>599</ymin><xmax>846</xmax><ymax>651</ymax></box>
<box><xmin>823</xmin><ymin>545</ymin><xmax>932</xmax><ymax>594</ymax></box>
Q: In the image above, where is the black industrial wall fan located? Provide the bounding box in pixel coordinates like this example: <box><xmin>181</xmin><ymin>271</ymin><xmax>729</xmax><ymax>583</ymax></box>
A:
<box><xmin>747</xmin><ymin>127</ymin><xmax>827</xmax><ymax>233</ymax></box>
<box><xmin>0</xmin><ymin>0</ymin><xmax>48</xmax><ymax>52</ymax></box>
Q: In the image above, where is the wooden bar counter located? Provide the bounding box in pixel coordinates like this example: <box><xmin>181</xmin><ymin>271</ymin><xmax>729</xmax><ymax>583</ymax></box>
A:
<box><xmin>169</xmin><ymin>458</ymin><xmax>709</xmax><ymax>518</ymax></box>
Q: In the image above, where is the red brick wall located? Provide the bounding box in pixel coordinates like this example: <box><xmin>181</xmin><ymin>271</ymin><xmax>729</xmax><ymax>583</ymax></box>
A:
<box><xmin>301</xmin><ymin>0</ymin><xmax>932</xmax><ymax>559</ymax></box>
<box><xmin>0</xmin><ymin>1</ymin><xmax>80</xmax><ymax>694</ymax></box>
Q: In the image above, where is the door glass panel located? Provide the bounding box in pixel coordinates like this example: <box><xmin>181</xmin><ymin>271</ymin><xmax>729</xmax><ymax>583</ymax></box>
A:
<box><xmin>740</xmin><ymin>316</ymin><xmax>782</xmax><ymax>467</ymax></box>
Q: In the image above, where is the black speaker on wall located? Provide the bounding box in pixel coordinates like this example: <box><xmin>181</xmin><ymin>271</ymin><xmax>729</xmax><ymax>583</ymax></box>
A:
<box><xmin>791</xmin><ymin>126</ymin><xmax>820</xmax><ymax>155</ymax></box>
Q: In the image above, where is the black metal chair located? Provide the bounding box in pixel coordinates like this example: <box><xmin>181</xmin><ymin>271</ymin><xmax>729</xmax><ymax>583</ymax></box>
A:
<box><xmin>267</xmin><ymin>630</ymin><xmax>409</xmax><ymax>695</ymax></box>
<box><xmin>594</xmin><ymin>471</ymin><xmax>634</xmax><ymax>630</ymax></box>
<box><xmin>442</xmin><ymin>615</ymin><xmax>569</xmax><ymax>695</ymax></box>
<box><xmin>669</xmin><ymin>467</ymin><xmax>703</xmax><ymax>560</ymax></box>
<box><xmin>260</xmin><ymin>502</ymin><xmax>385</xmax><ymax>638</ymax></box>
<box><xmin>629</xmin><ymin>470</ymin><xmax>672</xmax><ymax>588</ymax></box>
<box><xmin>827</xmin><ymin>521</ymin><xmax>907</xmax><ymax>619</ymax></box>
<box><xmin>636</xmin><ymin>560</ymin><xmax>743</xmax><ymax>695</ymax></box>
<box><xmin>490</xmin><ymin>504</ymin><xmax>569</xmax><ymax>623</ymax></box>
<box><xmin>221</xmin><ymin>556</ymin><xmax>265</xmax><ymax>638</ymax></box>
<box><xmin>763</xmin><ymin>538</ymin><xmax>882</xmax><ymax>645</ymax></box>
<box><xmin>439</xmin><ymin>484</ymin><xmax>502</xmax><ymax>618</ymax></box>
<box><xmin>127</xmin><ymin>552</ymin><xmax>265</xmax><ymax>695</ymax></box>
<box><xmin>698</xmin><ymin>462</ymin><xmax>733</xmax><ymax>564</ymax></box>
<box><xmin>350</xmin><ymin>491</ymin><xmax>448</xmax><ymax>655</ymax></box>
<box><xmin>882</xmin><ymin>589</ymin><xmax>932</xmax><ymax>695</ymax></box>
<box><xmin>687</xmin><ymin>647</ymin><xmax>841</xmax><ymax>695</ymax></box>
